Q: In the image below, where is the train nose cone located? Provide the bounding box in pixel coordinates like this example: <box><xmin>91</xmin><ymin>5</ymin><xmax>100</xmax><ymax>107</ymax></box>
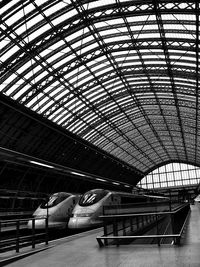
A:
<box><xmin>68</xmin><ymin>217</ymin><xmax>91</xmax><ymax>229</ymax></box>
<box><xmin>27</xmin><ymin>218</ymin><xmax>46</xmax><ymax>229</ymax></box>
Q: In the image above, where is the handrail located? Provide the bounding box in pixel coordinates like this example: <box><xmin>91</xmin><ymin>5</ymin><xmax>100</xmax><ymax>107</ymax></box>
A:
<box><xmin>99</xmin><ymin>203</ymin><xmax>188</xmax><ymax>219</ymax></box>
<box><xmin>96</xmin><ymin>203</ymin><xmax>190</xmax><ymax>247</ymax></box>
<box><xmin>0</xmin><ymin>216</ymin><xmax>46</xmax><ymax>223</ymax></box>
<box><xmin>0</xmin><ymin>217</ymin><xmax>49</xmax><ymax>253</ymax></box>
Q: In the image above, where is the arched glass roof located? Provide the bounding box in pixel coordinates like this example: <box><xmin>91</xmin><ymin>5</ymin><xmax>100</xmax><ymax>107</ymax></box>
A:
<box><xmin>0</xmin><ymin>0</ymin><xmax>200</xmax><ymax>175</ymax></box>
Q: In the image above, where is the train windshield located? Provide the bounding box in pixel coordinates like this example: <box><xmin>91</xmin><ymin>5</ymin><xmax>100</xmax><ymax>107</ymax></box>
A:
<box><xmin>79</xmin><ymin>189</ymin><xmax>108</xmax><ymax>206</ymax></box>
<box><xmin>40</xmin><ymin>193</ymin><xmax>71</xmax><ymax>209</ymax></box>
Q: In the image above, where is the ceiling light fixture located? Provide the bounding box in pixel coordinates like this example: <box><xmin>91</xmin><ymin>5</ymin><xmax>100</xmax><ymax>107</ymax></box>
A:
<box><xmin>29</xmin><ymin>160</ymin><xmax>54</xmax><ymax>169</ymax></box>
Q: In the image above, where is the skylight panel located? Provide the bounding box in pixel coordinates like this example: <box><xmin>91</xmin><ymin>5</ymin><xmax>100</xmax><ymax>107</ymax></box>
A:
<box><xmin>4</xmin><ymin>8</ymin><xmax>24</xmax><ymax>26</ymax></box>
<box><xmin>73</xmin><ymin>75</ymin><xmax>92</xmax><ymax>87</ymax></box>
<box><xmin>18</xmin><ymin>62</ymin><xmax>41</xmax><ymax>74</ymax></box>
<box><xmin>0</xmin><ymin>39</ymin><xmax>10</xmax><ymax>51</ymax></box>
<box><xmin>95</xmin><ymin>122</ymin><xmax>107</xmax><ymax>131</ymax></box>
<box><xmin>82</xmin><ymin>35</ymin><xmax>95</xmax><ymax>44</ymax></box>
<box><xmin>68</xmin><ymin>120</ymin><xmax>87</xmax><ymax>133</ymax></box>
<box><xmin>163</xmin><ymin>23</ymin><xmax>195</xmax><ymax>32</ymax></box>
<box><xmin>52</xmin><ymin>90</ymin><xmax>67</xmax><ymax>101</ymax></box>
<box><xmin>88</xmin><ymin>91</ymin><xmax>107</xmax><ymax>102</ymax></box>
<box><xmin>39</xmin><ymin>100</ymin><xmax>55</xmax><ymax>114</ymax></box>
<box><xmin>32</xmin><ymin>70</ymin><xmax>49</xmax><ymax>83</ymax></box>
<box><xmin>64</xmin><ymin>68</ymin><xmax>81</xmax><ymax>81</ymax></box>
<box><xmin>71</xmin><ymin>68</ymin><xmax>90</xmax><ymax>81</ymax></box>
<box><xmin>0</xmin><ymin>0</ymin><xmax>20</xmax><ymax>15</ymax></box>
<box><xmin>46</xmin><ymin>52</ymin><xmax>62</xmax><ymax>64</ymax></box>
<box><xmin>106</xmin><ymin>83</ymin><xmax>123</xmax><ymax>93</ymax></box>
<box><xmin>23</xmin><ymin>70</ymin><xmax>36</xmax><ymax>80</ymax></box>
<box><xmin>161</xmin><ymin>14</ymin><xmax>177</xmax><ymax>21</ymax></box>
<box><xmin>86</xmin><ymin>55</ymin><xmax>108</xmax><ymax>67</ymax></box>
<box><xmin>51</xmin><ymin>112</ymin><xmax>70</xmax><ymax>124</ymax></box>
<box><xmin>40</xmin><ymin>48</ymin><xmax>53</xmax><ymax>58</ymax></box>
<box><xmin>80</xmin><ymin>42</ymin><xmax>99</xmax><ymax>54</ymax></box>
<box><xmin>26</xmin><ymin>92</ymin><xmax>44</xmax><ymax>108</ymax></box>
<box><xmin>28</xmin><ymin>24</ymin><xmax>51</xmax><ymax>42</ymax></box>
<box><xmin>83</xmin><ymin>114</ymin><xmax>99</xmax><ymax>125</ymax></box>
<box><xmin>2</xmin><ymin>74</ymin><xmax>18</xmax><ymax>92</ymax></box>
<box><xmin>165</xmin><ymin>32</ymin><xmax>195</xmax><ymax>40</ymax></box>
<box><xmin>112</xmin><ymin>50</ymin><xmax>133</xmax><ymax>56</ymax></box>
<box><xmin>173</xmin><ymin>14</ymin><xmax>195</xmax><ymax>22</ymax></box>
<box><xmin>56</xmin><ymin>113</ymin><xmax>72</xmax><ymax>125</ymax></box>
<box><xmin>44</xmin><ymin>80</ymin><xmax>60</xmax><ymax>91</ymax></box>
<box><xmin>12</xmin><ymin>84</ymin><xmax>30</xmax><ymax>99</ymax></box>
<box><xmin>173</xmin><ymin>61</ymin><xmax>196</xmax><ymax>68</ymax></box>
<box><xmin>83</xmin><ymin>129</ymin><xmax>97</xmax><ymax>141</ymax></box>
<box><xmin>14</xmin><ymin>24</ymin><xmax>27</xmax><ymax>36</ymax></box>
<box><xmin>53</xmin><ymin>54</ymin><xmax>76</xmax><ymax>69</ymax></box>
<box><xmin>130</xmin><ymin>24</ymin><xmax>158</xmax><ymax>33</ymax></box>
<box><xmin>47</xmin><ymin>106</ymin><xmax>65</xmax><ymax>120</ymax></box>
<box><xmin>87</xmin><ymin>0</ymin><xmax>115</xmax><ymax>9</ymax></box>
<box><xmin>99</xmin><ymin>103</ymin><xmax>118</xmax><ymax>113</ymax></box>
<box><xmin>35</xmin><ymin>95</ymin><xmax>50</xmax><ymax>107</ymax></box>
<box><xmin>104</xmin><ymin>35</ymin><xmax>130</xmax><ymax>43</ymax></box>
<box><xmin>43</xmin><ymin>2</ymin><xmax>66</xmax><ymax>16</ymax></box>
<box><xmin>66</xmin><ymin>100</ymin><xmax>84</xmax><ymax>113</ymax></box>
<box><xmin>100</xmin><ymin>28</ymin><xmax>127</xmax><ymax>36</ymax></box>
<box><xmin>52</xmin><ymin>10</ymin><xmax>78</xmax><ymax>26</ymax></box>
<box><xmin>35</xmin><ymin>0</ymin><xmax>49</xmax><ymax>7</ymax></box>
<box><xmin>0</xmin><ymin>45</ymin><xmax>19</xmax><ymax>61</ymax></box>
<box><xmin>137</xmin><ymin>32</ymin><xmax>160</xmax><ymax>39</ymax></box>
<box><xmin>4</xmin><ymin>84</ymin><xmax>20</xmax><ymax>98</ymax></box>
<box><xmin>170</xmin><ymin>54</ymin><xmax>196</xmax><ymax>62</ymax></box>
<box><xmin>127</xmin><ymin>15</ymin><xmax>151</xmax><ymax>23</ymax></box>
<box><xmin>83</xmin><ymin>87</ymin><xmax>104</xmax><ymax>97</ymax></box>
<box><xmin>90</xmin><ymin>62</ymin><xmax>110</xmax><ymax>72</ymax></box>
<box><xmin>95</xmin><ymin>66</ymin><xmax>114</xmax><ymax>77</ymax></box>
<box><xmin>121</xmin><ymin>61</ymin><xmax>141</xmax><ymax>67</ymax></box>
<box><xmin>47</xmin><ymin>40</ymin><xmax>65</xmax><ymax>51</ymax></box>
<box><xmin>174</xmin><ymin>77</ymin><xmax>195</xmax><ymax>84</ymax></box>
<box><xmin>66</xmin><ymin>30</ymin><xmax>85</xmax><ymax>42</ymax></box>
<box><xmin>95</xmin><ymin>18</ymin><xmax>124</xmax><ymax>27</ymax></box>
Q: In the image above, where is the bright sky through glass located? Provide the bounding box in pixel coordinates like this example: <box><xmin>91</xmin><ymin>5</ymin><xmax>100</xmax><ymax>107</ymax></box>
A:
<box><xmin>138</xmin><ymin>163</ymin><xmax>200</xmax><ymax>189</ymax></box>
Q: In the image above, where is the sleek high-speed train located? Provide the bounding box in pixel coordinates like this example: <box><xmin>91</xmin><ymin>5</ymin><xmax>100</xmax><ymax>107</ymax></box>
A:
<box><xmin>27</xmin><ymin>192</ymin><xmax>80</xmax><ymax>230</ymax></box>
<box><xmin>194</xmin><ymin>194</ymin><xmax>200</xmax><ymax>202</ymax></box>
<box><xmin>68</xmin><ymin>188</ymin><xmax>168</xmax><ymax>229</ymax></box>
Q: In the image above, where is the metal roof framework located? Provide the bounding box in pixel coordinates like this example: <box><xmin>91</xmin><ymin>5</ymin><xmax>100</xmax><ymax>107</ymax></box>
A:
<box><xmin>0</xmin><ymin>0</ymin><xmax>200</xmax><ymax>178</ymax></box>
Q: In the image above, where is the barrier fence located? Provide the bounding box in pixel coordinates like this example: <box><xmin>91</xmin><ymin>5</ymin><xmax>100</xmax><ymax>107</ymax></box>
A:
<box><xmin>96</xmin><ymin>203</ymin><xmax>190</xmax><ymax>247</ymax></box>
<box><xmin>0</xmin><ymin>217</ymin><xmax>49</xmax><ymax>253</ymax></box>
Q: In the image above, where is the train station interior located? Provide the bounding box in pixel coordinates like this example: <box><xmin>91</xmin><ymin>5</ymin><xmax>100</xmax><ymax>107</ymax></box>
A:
<box><xmin>1</xmin><ymin>0</ymin><xmax>200</xmax><ymax>266</ymax></box>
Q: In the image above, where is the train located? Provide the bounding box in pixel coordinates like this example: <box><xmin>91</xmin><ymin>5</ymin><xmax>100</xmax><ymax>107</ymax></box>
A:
<box><xmin>194</xmin><ymin>194</ymin><xmax>200</xmax><ymax>202</ymax></box>
<box><xmin>68</xmin><ymin>188</ymin><xmax>169</xmax><ymax>229</ymax></box>
<box><xmin>27</xmin><ymin>192</ymin><xmax>80</xmax><ymax>230</ymax></box>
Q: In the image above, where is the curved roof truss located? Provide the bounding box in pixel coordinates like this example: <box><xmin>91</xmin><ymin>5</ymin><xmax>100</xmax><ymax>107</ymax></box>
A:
<box><xmin>0</xmin><ymin>0</ymin><xmax>199</xmax><ymax>175</ymax></box>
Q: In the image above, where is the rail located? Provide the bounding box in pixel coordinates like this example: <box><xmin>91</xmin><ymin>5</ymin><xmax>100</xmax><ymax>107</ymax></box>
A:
<box><xmin>0</xmin><ymin>217</ymin><xmax>49</xmax><ymax>253</ymax></box>
<box><xmin>96</xmin><ymin>203</ymin><xmax>190</xmax><ymax>247</ymax></box>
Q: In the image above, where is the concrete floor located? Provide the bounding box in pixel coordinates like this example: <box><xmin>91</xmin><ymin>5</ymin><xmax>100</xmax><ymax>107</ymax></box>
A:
<box><xmin>5</xmin><ymin>203</ymin><xmax>200</xmax><ymax>267</ymax></box>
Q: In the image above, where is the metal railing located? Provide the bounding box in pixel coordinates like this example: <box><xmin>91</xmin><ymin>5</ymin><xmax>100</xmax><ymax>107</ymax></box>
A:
<box><xmin>97</xmin><ymin>203</ymin><xmax>190</xmax><ymax>247</ymax></box>
<box><xmin>0</xmin><ymin>217</ymin><xmax>49</xmax><ymax>253</ymax></box>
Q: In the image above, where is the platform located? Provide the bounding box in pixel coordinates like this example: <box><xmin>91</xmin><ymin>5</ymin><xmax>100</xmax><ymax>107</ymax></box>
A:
<box><xmin>3</xmin><ymin>203</ymin><xmax>200</xmax><ymax>267</ymax></box>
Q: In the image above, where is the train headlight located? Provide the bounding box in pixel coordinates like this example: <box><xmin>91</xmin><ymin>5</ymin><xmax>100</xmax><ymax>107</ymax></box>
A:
<box><xmin>35</xmin><ymin>215</ymin><xmax>49</xmax><ymax>219</ymax></box>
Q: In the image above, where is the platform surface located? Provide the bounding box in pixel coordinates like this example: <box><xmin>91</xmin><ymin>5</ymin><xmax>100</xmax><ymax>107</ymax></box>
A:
<box><xmin>5</xmin><ymin>203</ymin><xmax>200</xmax><ymax>267</ymax></box>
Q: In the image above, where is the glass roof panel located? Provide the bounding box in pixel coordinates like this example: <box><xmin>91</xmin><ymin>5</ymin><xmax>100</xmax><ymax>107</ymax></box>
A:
<box><xmin>1</xmin><ymin>0</ymin><xmax>200</xmax><ymax>177</ymax></box>
<box><xmin>43</xmin><ymin>2</ymin><xmax>67</xmax><ymax>16</ymax></box>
